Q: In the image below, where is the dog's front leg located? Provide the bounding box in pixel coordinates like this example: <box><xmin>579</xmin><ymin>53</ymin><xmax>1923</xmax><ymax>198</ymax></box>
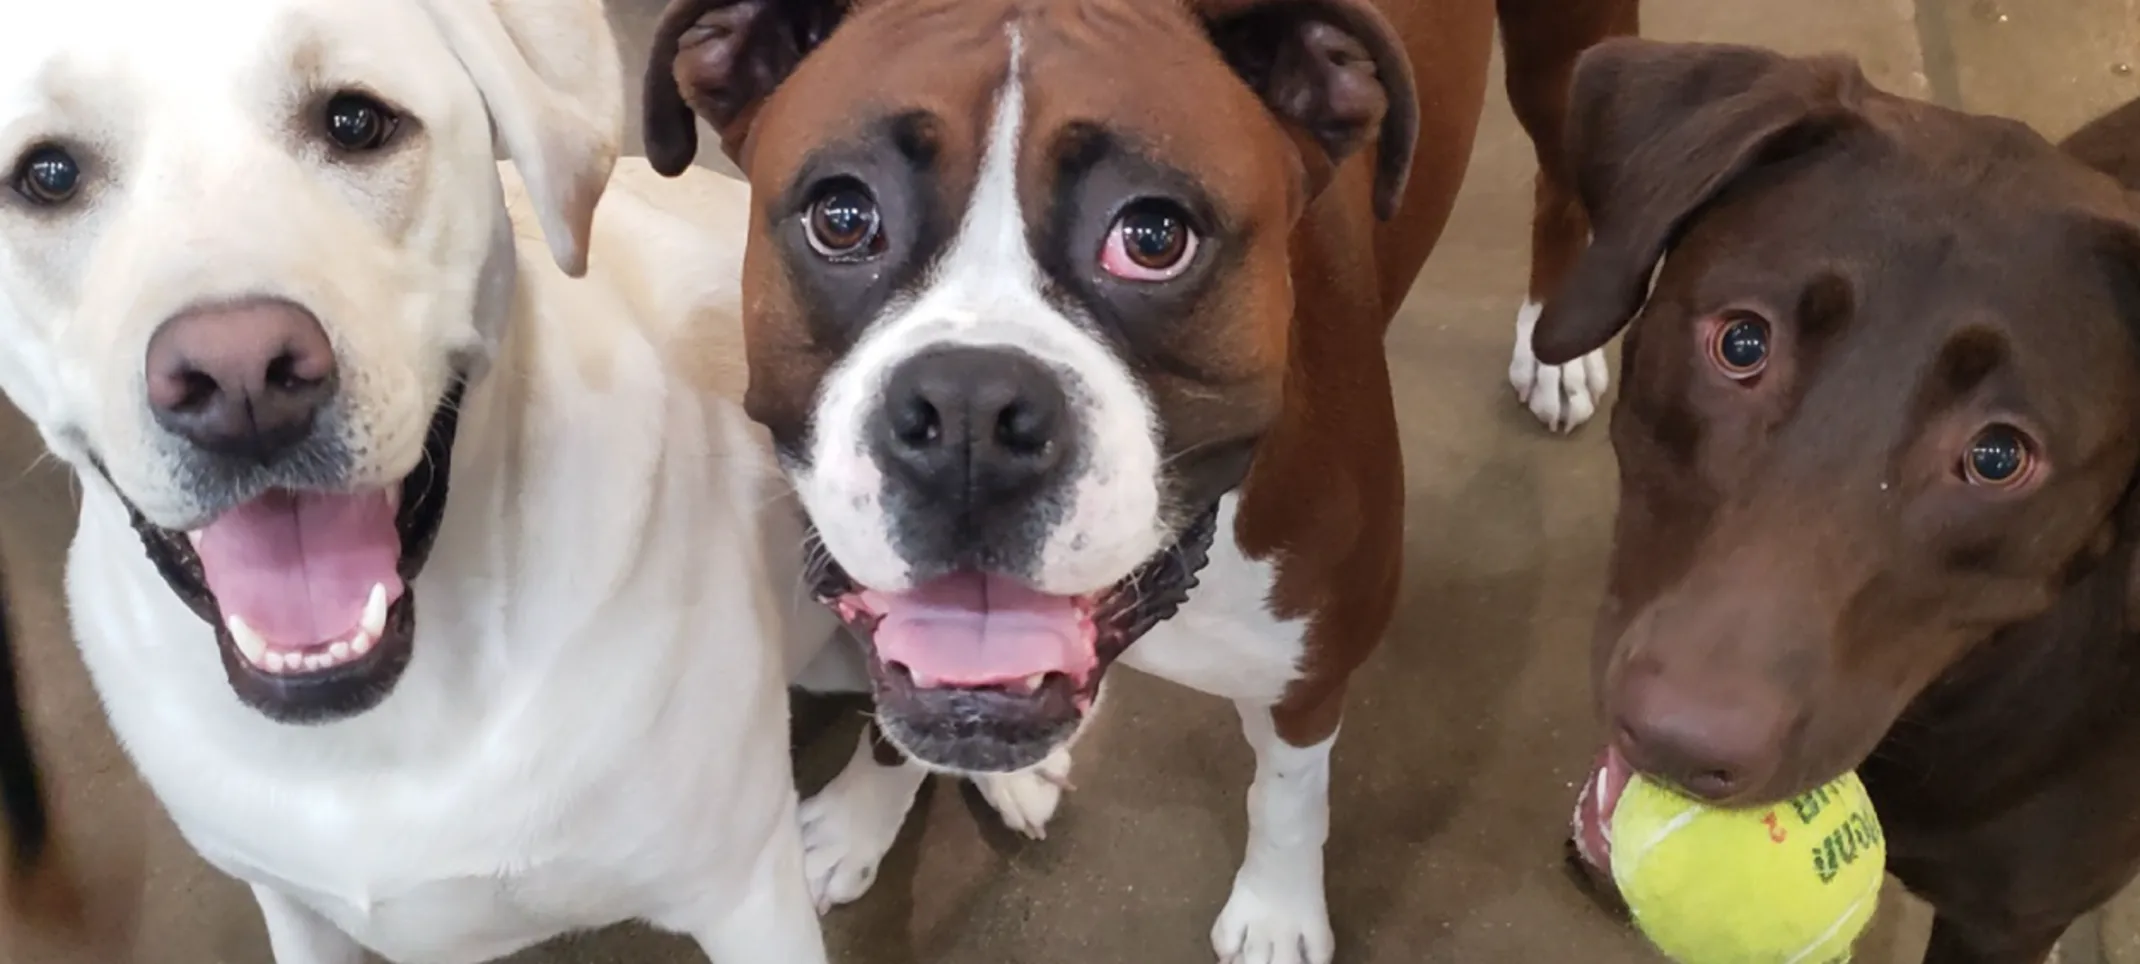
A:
<box><xmin>250</xmin><ymin>885</ymin><xmax>362</xmax><ymax>964</ymax></box>
<box><xmin>1210</xmin><ymin>698</ymin><xmax>1339</xmax><ymax>964</ymax></box>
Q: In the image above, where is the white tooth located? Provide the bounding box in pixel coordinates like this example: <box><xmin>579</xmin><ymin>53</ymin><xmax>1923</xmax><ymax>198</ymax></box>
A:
<box><xmin>329</xmin><ymin>641</ymin><xmax>352</xmax><ymax>663</ymax></box>
<box><xmin>264</xmin><ymin>652</ymin><xmax>286</xmax><ymax>673</ymax></box>
<box><xmin>227</xmin><ymin>616</ymin><xmax>268</xmax><ymax>666</ymax></box>
<box><xmin>305</xmin><ymin>654</ymin><xmax>328</xmax><ymax>671</ymax></box>
<box><xmin>361</xmin><ymin>583</ymin><xmax>389</xmax><ymax>639</ymax></box>
<box><xmin>351</xmin><ymin>632</ymin><xmax>374</xmax><ymax>656</ymax></box>
<box><xmin>1022</xmin><ymin>674</ymin><xmax>1047</xmax><ymax>692</ymax></box>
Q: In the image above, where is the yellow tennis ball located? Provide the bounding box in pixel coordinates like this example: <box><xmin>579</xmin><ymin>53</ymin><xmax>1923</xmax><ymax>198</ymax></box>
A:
<box><xmin>1610</xmin><ymin>770</ymin><xmax>1886</xmax><ymax>964</ymax></box>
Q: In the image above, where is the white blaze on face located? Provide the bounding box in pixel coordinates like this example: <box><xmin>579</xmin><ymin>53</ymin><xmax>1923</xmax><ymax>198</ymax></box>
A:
<box><xmin>794</xmin><ymin>28</ymin><xmax>1168</xmax><ymax>597</ymax></box>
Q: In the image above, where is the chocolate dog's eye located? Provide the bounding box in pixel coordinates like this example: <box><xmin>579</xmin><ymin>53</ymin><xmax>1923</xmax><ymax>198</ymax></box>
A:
<box><xmin>1963</xmin><ymin>425</ymin><xmax>2034</xmax><ymax>487</ymax></box>
<box><xmin>12</xmin><ymin>146</ymin><xmax>81</xmax><ymax>205</ymax></box>
<box><xmin>323</xmin><ymin>93</ymin><xmax>402</xmax><ymax>153</ymax></box>
<box><xmin>805</xmin><ymin>180</ymin><xmax>883</xmax><ymax>260</ymax></box>
<box><xmin>1708</xmin><ymin>313</ymin><xmax>1771</xmax><ymax>379</ymax></box>
<box><xmin>1102</xmin><ymin>200</ymin><xmax>1199</xmax><ymax>282</ymax></box>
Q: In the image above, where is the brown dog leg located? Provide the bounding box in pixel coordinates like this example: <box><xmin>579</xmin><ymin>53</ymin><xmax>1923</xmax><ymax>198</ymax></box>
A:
<box><xmin>1495</xmin><ymin>0</ymin><xmax>1640</xmax><ymax>431</ymax></box>
<box><xmin>1923</xmin><ymin>914</ymin><xmax>2065</xmax><ymax>964</ymax></box>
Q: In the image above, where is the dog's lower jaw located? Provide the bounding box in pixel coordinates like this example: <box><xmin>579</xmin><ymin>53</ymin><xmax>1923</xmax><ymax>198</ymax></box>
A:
<box><xmin>120</xmin><ymin>379</ymin><xmax>467</xmax><ymax>725</ymax></box>
<box><xmin>819</xmin><ymin>504</ymin><xmax>1222</xmax><ymax>774</ymax></box>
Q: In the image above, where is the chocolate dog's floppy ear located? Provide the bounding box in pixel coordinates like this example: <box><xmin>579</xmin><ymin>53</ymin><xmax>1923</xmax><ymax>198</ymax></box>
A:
<box><xmin>1200</xmin><ymin>0</ymin><xmax>1419</xmax><ymax>220</ymax></box>
<box><xmin>642</xmin><ymin>0</ymin><xmax>852</xmax><ymax>176</ymax></box>
<box><xmin>415</xmin><ymin>0</ymin><xmax>624</xmax><ymax>278</ymax></box>
<box><xmin>1532</xmin><ymin>39</ymin><xmax>1866</xmax><ymax>365</ymax></box>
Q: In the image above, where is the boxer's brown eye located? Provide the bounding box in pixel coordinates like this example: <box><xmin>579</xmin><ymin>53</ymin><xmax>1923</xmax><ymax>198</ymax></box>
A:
<box><xmin>11</xmin><ymin>146</ymin><xmax>81</xmax><ymax>206</ymax></box>
<box><xmin>323</xmin><ymin>93</ymin><xmax>402</xmax><ymax>153</ymax></box>
<box><xmin>805</xmin><ymin>181</ymin><xmax>883</xmax><ymax>260</ymax></box>
<box><xmin>1102</xmin><ymin>201</ymin><xmax>1198</xmax><ymax>282</ymax></box>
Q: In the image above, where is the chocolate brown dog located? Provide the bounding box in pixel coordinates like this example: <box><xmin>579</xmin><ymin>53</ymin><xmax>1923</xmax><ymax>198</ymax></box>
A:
<box><xmin>1543</xmin><ymin>38</ymin><xmax>2140</xmax><ymax>964</ymax></box>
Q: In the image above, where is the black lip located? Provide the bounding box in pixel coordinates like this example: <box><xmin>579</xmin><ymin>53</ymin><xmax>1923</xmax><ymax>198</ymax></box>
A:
<box><xmin>123</xmin><ymin>378</ymin><xmax>466</xmax><ymax>725</ymax></box>
<box><xmin>815</xmin><ymin>504</ymin><xmax>1219</xmax><ymax>773</ymax></box>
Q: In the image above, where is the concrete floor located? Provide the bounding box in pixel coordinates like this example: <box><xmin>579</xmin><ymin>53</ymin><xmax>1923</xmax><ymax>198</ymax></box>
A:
<box><xmin>4</xmin><ymin>1</ymin><xmax>2139</xmax><ymax>962</ymax></box>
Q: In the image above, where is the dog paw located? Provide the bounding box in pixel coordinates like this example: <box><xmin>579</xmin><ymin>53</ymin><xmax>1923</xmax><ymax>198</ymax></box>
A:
<box><xmin>1509</xmin><ymin>301</ymin><xmax>1610</xmax><ymax>433</ymax></box>
<box><xmin>798</xmin><ymin>759</ymin><xmax>921</xmax><ymax>913</ymax></box>
<box><xmin>1210</xmin><ymin>882</ymin><xmax>1335</xmax><ymax>964</ymax></box>
<box><xmin>973</xmin><ymin>749</ymin><xmax>1073</xmax><ymax>840</ymax></box>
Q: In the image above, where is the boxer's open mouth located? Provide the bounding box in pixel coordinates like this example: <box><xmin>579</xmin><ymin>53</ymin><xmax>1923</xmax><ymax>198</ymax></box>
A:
<box><xmin>813</xmin><ymin>505</ymin><xmax>1220</xmax><ymax>773</ymax></box>
<box><xmin>122</xmin><ymin>381</ymin><xmax>465</xmax><ymax>725</ymax></box>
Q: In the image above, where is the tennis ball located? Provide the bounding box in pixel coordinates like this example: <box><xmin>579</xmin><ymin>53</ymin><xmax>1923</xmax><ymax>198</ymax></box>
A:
<box><xmin>1575</xmin><ymin>752</ymin><xmax>1887</xmax><ymax>964</ymax></box>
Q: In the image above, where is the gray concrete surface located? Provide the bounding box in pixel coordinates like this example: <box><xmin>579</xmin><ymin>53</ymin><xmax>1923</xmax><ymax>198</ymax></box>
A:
<box><xmin>3</xmin><ymin>1</ymin><xmax>2138</xmax><ymax>962</ymax></box>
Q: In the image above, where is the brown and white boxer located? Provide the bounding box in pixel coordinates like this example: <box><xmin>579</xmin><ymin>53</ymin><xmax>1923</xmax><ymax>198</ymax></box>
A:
<box><xmin>641</xmin><ymin>0</ymin><xmax>1635</xmax><ymax>959</ymax></box>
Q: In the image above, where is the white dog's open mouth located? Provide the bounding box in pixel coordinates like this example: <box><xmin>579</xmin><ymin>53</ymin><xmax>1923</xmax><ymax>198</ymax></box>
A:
<box><xmin>122</xmin><ymin>381</ymin><xmax>466</xmax><ymax>724</ymax></box>
<box><xmin>814</xmin><ymin>505</ymin><xmax>1220</xmax><ymax>773</ymax></box>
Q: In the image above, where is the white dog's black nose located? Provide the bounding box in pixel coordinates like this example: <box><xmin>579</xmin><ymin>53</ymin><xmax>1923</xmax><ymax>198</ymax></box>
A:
<box><xmin>875</xmin><ymin>346</ymin><xmax>1072</xmax><ymax>500</ymax></box>
<box><xmin>144</xmin><ymin>298</ymin><xmax>338</xmax><ymax>461</ymax></box>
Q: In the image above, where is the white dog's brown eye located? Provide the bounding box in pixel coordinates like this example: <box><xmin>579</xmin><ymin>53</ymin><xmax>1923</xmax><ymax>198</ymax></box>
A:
<box><xmin>323</xmin><ymin>93</ymin><xmax>401</xmax><ymax>153</ymax></box>
<box><xmin>1102</xmin><ymin>200</ymin><xmax>1199</xmax><ymax>282</ymax></box>
<box><xmin>12</xmin><ymin>146</ymin><xmax>81</xmax><ymax>206</ymax></box>
<box><xmin>805</xmin><ymin>180</ymin><xmax>883</xmax><ymax>260</ymax></box>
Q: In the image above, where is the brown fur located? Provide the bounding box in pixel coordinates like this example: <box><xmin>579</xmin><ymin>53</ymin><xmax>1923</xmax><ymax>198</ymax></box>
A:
<box><xmin>1538</xmin><ymin>38</ymin><xmax>2140</xmax><ymax>963</ymax></box>
<box><xmin>644</xmin><ymin>0</ymin><xmax>1636</xmax><ymax>753</ymax></box>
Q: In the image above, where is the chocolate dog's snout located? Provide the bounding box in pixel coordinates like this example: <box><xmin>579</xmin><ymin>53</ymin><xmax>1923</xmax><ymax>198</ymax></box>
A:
<box><xmin>1612</xmin><ymin>653</ymin><xmax>1792</xmax><ymax>803</ymax></box>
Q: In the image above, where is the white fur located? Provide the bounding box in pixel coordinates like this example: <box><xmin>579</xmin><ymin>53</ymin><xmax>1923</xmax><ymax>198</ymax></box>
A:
<box><xmin>785</xmin><ymin>26</ymin><xmax>1341</xmax><ymax>963</ymax></box>
<box><xmin>791</xmin><ymin>31</ymin><xmax>1166</xmax><ymax>597</ymax></box>
<box><xmin>5</xmin><ymin>2</ymin><xmax>832</xmax><ymax>961</ymax></box>
<box><xmin>805</xmin><ymin>495</ymin><xmax>1336</xmax><ymax>962</ymax></box>
<box><xmin>1510</xmin><ymin>299</ymin><xmax>1612</xmax><ymax>434</ymax></box>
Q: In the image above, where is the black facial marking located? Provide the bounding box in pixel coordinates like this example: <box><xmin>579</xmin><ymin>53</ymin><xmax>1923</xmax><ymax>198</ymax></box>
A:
<box><xmin>774</xmin><ymin>109</ymin><xmax>957</xmax><ymax>354</ymax></box>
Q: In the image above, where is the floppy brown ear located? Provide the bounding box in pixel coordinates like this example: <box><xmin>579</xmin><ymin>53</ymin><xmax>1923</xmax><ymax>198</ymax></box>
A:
<box><xmin>642</xmin><ymin>0</ymin><xmax>851</xmax><ymax>176</ymax></box>
<box><xmin>1532</xmin><ymin>39</ymin><xmax>1867</xmax><ymax>365</ymax></box>
<box><xmin>1200</xmin><ymin>0</ymin><xmax>1419</xmax><ymax>220</ymax></box>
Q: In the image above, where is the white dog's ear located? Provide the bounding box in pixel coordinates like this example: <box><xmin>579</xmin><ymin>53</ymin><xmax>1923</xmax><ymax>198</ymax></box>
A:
<box><xmin>416</xmin><ymin>0</ymin><xmax>624</xmax><ymax>277</ymax></box>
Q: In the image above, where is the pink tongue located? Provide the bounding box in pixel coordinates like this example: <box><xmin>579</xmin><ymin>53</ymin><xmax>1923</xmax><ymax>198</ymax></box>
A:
<box><xmin>866</xmin><ymin>572</ymin><xmax>1095</xmax><ymax>688</ymax></box>
<box><xmin>192</xmin><ymin>489</ymin><xmax>405</xmax><ymax>648</ymax></box>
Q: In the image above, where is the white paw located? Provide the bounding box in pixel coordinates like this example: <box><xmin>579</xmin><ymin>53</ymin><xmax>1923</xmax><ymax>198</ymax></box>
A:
<box><xmin>973</xmin><ymin>749</ymin><xmax>1073</xmax><ymax>840</ymax></box>
<box><xmin>1210</xmin><ymin>882</ymin><xmax>1335</xmax><ymax>964</ymax></box>
<box><xmin>1510</xmin><ymin>300</ymin><xmax>1611</xmax><ymax>434</ymax></box>
<box><xmin>798</xmin><ymin>754</ymin><xmax>922</xmax><ymax>913</ymax></box>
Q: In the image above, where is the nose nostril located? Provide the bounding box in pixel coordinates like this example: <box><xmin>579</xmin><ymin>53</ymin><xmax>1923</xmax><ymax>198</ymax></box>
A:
<box><xmin>890</xmin><ymin>397</ymin><xmax>941</xmax><ymax>449</ymax></box>
<box><xmin>171</xmin><ymin>369</ymin><xmax>220</xmax><ymax>413</ymax></box>
<box><xmin>994</xmin><ymin>401</ymin><xmax>1053</xmax><ymax>456</ymax></box>
<box><xmin>264</xmin><ymin>352</ymin><xmax>320</xmax><ymax>392</ymax></box>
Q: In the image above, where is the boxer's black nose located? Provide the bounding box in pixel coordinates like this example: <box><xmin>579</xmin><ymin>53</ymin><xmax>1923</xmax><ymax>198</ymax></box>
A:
<box><xmin>145</xmin><ymin>298</ymin><xmax>337</xmax><ymax>462</ymax></box>
<box><xmin>875</xmin><ymin>346</ymin><xmax>1071</xmax><ymax>501</ymax></box>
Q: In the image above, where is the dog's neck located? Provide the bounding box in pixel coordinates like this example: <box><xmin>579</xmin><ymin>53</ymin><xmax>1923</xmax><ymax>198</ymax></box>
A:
<box><xmin>1866</xmin><ymin>541</ymin><xmax>2140</xmax><ymax>820</ymax></box>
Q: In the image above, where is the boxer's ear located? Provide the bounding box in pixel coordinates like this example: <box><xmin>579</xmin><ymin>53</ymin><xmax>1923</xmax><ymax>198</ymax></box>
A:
<box><xmin>642</xmin><ymin>0</ymin><xmax>850</xmax><ymax>176</ymax></box>
<box><xmin>1533</xmin><ymin>39</ymin><xmax>1865</xmax><ymax>365</ymax></box>
<box><xmin>1201</xmin><ymin>0</ymin><xmax>1418</xmax><ymax>220</ymax></box>
<box><xmin>416</xmin><ymin>0</ymin><xmax>623</xmax><ymax>277</ymax></box>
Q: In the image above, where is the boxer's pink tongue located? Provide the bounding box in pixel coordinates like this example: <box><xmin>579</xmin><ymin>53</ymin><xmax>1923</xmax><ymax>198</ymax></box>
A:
<box><xmin>192</xmin><ymin>489</ymin><xmax>404</xmax><ymax>647</ymax></box>
<box><xmin>867</xmin><ymin>572</ymin><xmax>1096</xmax><ymax>688</ymax></box>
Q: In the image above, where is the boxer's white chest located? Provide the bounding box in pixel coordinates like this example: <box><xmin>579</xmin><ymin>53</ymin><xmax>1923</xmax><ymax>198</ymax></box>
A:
<box><xmin>1119</xmin><ymin>494</ymin><xmax>1310</xmax><ymax>704</ymax></box>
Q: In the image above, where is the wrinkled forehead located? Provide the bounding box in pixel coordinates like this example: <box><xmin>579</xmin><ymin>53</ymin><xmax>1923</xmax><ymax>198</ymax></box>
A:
<box><xmin>1666</xmin><ymin>136</ymin><xmax>2140</xmax><ymax>433</ymax></box>
<box><xmin>1</xmin><ymin>0</ymin><xmax>455</xmax><ymax>148</ymax></box>
<box><xmin>750</xmin><ymin>0</ymin><xmax>1290</xmax><ymax>216</ymax></box>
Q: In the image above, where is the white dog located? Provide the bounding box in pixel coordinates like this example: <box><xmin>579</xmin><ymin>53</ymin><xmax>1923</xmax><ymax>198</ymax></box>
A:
<box><xmin>0</xmin><ymin>0</ymin><xmax>834</xmax><ymax>961</ymax></box>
